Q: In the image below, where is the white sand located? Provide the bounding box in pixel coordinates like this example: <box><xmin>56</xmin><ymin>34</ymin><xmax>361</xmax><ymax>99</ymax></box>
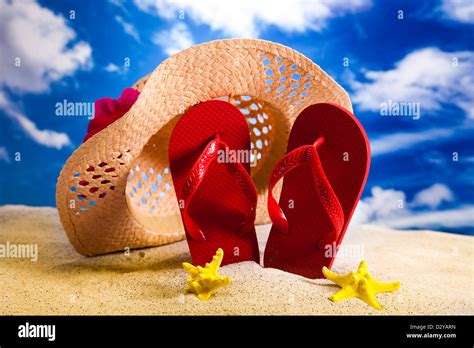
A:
<box><xmin>0</xmin><ymin>205</ymin><xmax>472</xmax><ymax>315</ymax></box>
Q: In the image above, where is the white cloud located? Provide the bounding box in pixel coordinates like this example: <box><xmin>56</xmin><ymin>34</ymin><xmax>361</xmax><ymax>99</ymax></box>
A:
<box><xmin>115</xmin><ymin>15</ymin><xmax>140</xmax><ymax>41</ymax></box>
<box><xmin>441</xmin><ymin>0</ymin><xmax>474</xmax><ymax>24</ymax></box>
<box><xmin>352</xmin><ymin>184</ymin><xmax>471</xmax><ymax>231</ymax></box>
<box><xmin>104</xmin><ymin>63</ymin><xmax>121</xmax><ymax>73</ymax></box>
<box><xmin>351</xmin><ymin>186</ymin><xmax>408</xmax><ymax>225</ymax></box>
<box><xmin>109</xmin><ymin>0</ymin><xmax>128</xmax><ymax>13</ymax></box>
<box><xmin>0</xmin><ymin>147</ymin><xmax>10</xmax><ymax>164</ymax></box>
<box><xmin>134</xmin><ymin>0</ymin><xmax>372</xmax><ymax>37</ymax></box>
<box><xmin>152</xmin><ymin>22</ymin><xmax>194</xmax><ymax>55</ymax></box>
<box><xmin>350</xmin><ymin>47</ymin><xmax>474</xmax><ymax>119</ymax></box>
<box><xmin>384</xmin><ymin>206</ymin><xmax>474</xmax><ymax>230</ymax></box>
<box><xmin>412</xmin><ymin>183</ymin><xmax>454</xmax><ymax>209</ymax></box>
<box><xmin>370</xmin><ymin>128</ymin><xmax>453</xmax><ymax>157</ymax></box>
<box><xmin>0</xmin><ymin>91</ymin><xmax>71</xmax><ymax>150</ymax></box>
<box><xmin>0</xmin><ymin>0</ymin><xmax>92</xmax><ymax>93</ymax></box>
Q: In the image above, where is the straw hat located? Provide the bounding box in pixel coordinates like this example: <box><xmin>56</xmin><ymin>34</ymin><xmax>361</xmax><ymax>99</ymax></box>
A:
<box><xmin>56</xmin><ymin>38</ymin><xmax>352</xmax><ymax>256</ymax></box>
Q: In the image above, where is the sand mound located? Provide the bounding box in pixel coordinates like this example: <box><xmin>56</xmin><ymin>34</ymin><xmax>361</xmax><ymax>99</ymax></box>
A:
<box><xmin>0</xmin><ymin>205</ymin><xmax>472</xmax><ymax>315</ymax></box>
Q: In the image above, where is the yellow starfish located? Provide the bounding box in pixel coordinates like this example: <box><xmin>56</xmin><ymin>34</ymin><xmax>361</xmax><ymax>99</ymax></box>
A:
<box><xmin>322</xmin><ymin>260</ymin><xmax>400</xmax><ymax>310</ymax></box>
<box><xmin>182</xmin><ymin>248</ymin><xmax>231</xmax><ymax>301</ymax></box>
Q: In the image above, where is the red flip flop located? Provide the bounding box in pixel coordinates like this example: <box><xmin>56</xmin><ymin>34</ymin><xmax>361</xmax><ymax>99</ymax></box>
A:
<box><xmin>263</xmin><ymin>103</ymin><xmax>370</xmax><ymax>279</ymax></box>
<box><xmin>169</xmin><ymin>100</ymin><xmax>260</xmax><ymax>267</ymax></box>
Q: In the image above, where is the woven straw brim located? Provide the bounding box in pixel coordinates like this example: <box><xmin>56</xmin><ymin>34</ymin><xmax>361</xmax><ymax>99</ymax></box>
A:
<box><xmin>56</xmin><ymin>38</ymin><xmax>352</xmax><ymax>256</ymax></box>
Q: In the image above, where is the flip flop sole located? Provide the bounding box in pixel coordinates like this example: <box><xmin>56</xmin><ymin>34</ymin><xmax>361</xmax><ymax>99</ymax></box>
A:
<box><xmin>264</xmin><ymin>103</ymin><xmax>370</xmax><ymax>278</ymax></box>
<box><xmin>169</xmin><ymin>100</ymin><xmax>260</xmax><ymax>266</ymax></box>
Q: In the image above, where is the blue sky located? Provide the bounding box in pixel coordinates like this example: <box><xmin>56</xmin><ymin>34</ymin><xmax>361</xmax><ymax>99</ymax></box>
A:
<box><xmin>0</xmin><ymin>0</ymin><xmax>473</xmax><ymax>234</ymax></box>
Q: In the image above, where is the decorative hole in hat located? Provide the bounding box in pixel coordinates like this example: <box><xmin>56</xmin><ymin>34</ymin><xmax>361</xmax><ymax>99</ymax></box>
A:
<box><xmin>56</xmin><ymin>39</ymin><xmax>352</xmax><ymax>256</ymax></box>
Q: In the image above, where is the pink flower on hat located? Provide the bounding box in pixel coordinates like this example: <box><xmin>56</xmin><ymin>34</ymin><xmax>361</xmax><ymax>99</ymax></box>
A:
<box><xmin>84</xmin><ymin>88</ymin><xmax>140</xmax><ymax>142</ymax></box>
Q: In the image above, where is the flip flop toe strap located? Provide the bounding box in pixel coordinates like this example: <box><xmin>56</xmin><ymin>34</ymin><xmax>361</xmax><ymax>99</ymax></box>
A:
<box><xmin>180</xmin><ymin>134</ymin><xmax>257</xmax><ymax>242</ymax></box>
<box><xmin>268</xmin><ymin>137</ymin><xmax>344</xmax><ymax>247</ymax></box>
